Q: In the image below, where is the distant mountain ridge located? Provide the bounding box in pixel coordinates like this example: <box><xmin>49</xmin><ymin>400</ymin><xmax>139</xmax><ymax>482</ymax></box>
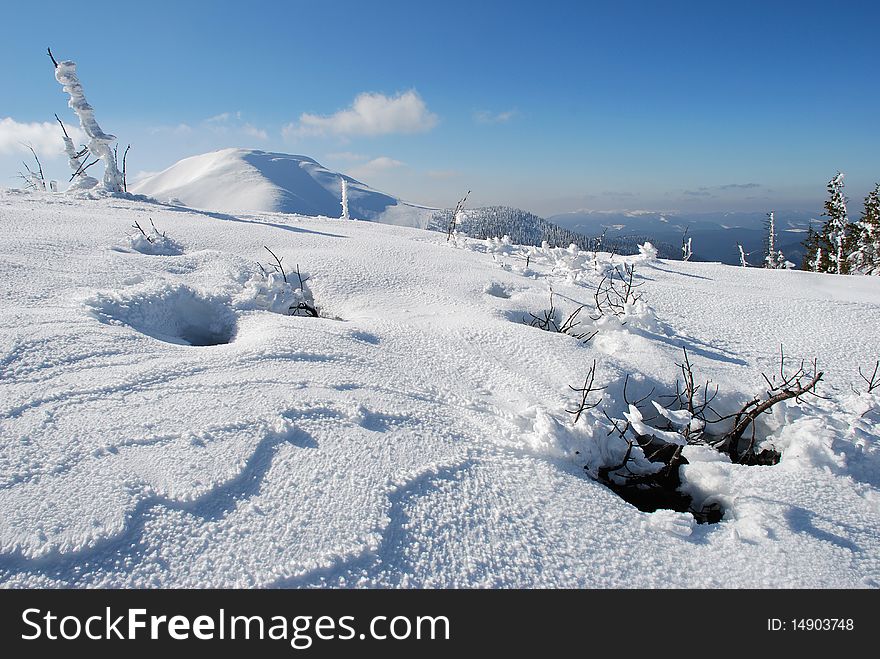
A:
<box><xmin>549</xmin><ymin>209</ymin><xmax>818</xmax><ymax>265</ymax></box>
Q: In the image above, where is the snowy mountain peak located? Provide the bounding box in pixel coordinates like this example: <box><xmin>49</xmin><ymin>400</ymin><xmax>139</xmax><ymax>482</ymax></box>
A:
<box><xmin>132</xmin><ymin>148</ymin><xmax>400</xmax><ymax>219</ymax></box>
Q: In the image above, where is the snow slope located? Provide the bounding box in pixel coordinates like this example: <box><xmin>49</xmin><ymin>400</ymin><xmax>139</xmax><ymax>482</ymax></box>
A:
<box><xmin>132</xmin><ymin>148</ymin><xmax>431</xmax><ymax>226</ymax></box>
<box><xmin>0</xmin><ymin>189</ymin><xmax>879</xmax><ymax>588</ymax></box>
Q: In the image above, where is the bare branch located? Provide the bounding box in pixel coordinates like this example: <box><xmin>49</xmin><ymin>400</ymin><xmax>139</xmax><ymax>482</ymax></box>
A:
<box><xmin>122</xmin><ymin>145</ymin><xmax>130</xmax><ymax>193</ymax></box>
<box><xmin>446</xmin><ymin>190</ymin><xmax>471</xmax><ymax>241</ymax></box>
<box><xmin>857</xmin><ymin>360</ymin><xmax>879</xmax><ymax>394</ymax></box>
<box><xmin>262</xmin><ymin>246</ymin><xmax>287</xmax><ymax>283</ymax></box>
<box><xmin>132</xmin><ymin>221</ymin><xmax>153</xmax><ymax>243</ymax></box>
<box><xmin>68</xmin><ymin>157</ymin><xmax>99</xmax><ymax>182</ymax></box>
<box><xmin>566</xmin><ymin>359</ymin><xmax>605</xmax><ymax>424</ymax></box>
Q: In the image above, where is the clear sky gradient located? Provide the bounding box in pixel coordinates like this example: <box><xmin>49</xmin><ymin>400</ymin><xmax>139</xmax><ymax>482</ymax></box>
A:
<box><xmin>1</xmin><ymin>0</ymin><xmax>878</xmax><ymax>216</ymax></box>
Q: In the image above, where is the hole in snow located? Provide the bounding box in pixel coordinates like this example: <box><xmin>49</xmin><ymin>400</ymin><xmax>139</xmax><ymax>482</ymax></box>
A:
<box><xmin>600</xmin><ymin>480</ymin><xmax>723</xmax><ymax>525</ymax></box>
<box><xmin>88</xmin><ymin>285</ymin><xmax>237</xmax><ymax>347</ymax></box>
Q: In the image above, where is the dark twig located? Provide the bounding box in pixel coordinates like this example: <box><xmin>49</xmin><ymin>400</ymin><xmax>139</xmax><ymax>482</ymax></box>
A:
<box><xmin>263</xmin><ymin>246</ymin><xmax>287</xmax><ymax>283</ymax></box>
<box><xmin>566</xmin><ymin>360</ymin><xmax>605</xmax><ymax>424</ymax></box>
<box><xmin>69</xmin><ymin>158</ymin><xmax>99</xmax><ymax>182</ymax></box>
<box><xmin>856</xmin><ymin>361</ymin><xmax>879</xmax><ymax>394</ymax></box>
<box><xmin>446</xmin><ymin>190</ymin><xmax>471</xmax><ymax>241</ymax></box>
<box><xmin>122</xmin><ymin>144</ymin><xmax>130</xmax><ymax>192</ymax></box>
<box><xmin>132</xmin><ymin>221</ymin><xmax>153</xmax><ymax>243</ymax></box>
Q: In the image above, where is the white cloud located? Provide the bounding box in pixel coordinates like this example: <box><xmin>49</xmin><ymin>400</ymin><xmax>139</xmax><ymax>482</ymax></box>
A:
<box><xmin>242</xmin><ymin>123</ymin><xmax>268</xmax><ymax>140</ymax></box>
<box><xmin>284</xmin><ymin>91</ymin><xmax>438</xmax><ymax>139</ymax></box>
<box><xmin>349</xmin><ymin>156</ymin><xmax>405</xmax><ymax>180</ymax></box>
<box><xmin>474</xmin><ymin>109</ymin><xmax>518</xmax><ymax>124</ymax></box>
<box><xmin>150</xmin><ymin>123</ymin><xmax>192</xmax><ymax>135</ymax></box>
<box><xmin>325</xmin><ymin>151</ymin><xmax>369</xmax><ymax>162</ymax></box>
<box><xmin>0</xmin><ymin>117</ymin><xmax>86</xmax><ymax>157</ymax></box>
<box><xmin>206</xmin><ymin>111</ymin><xmax>241</xmax><ymax>124</ymax></box>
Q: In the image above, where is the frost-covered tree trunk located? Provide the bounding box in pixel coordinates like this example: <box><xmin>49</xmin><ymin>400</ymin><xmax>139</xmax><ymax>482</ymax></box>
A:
<box><xmin>738</xmin><ymin>244</ymin><xmax>748</xmax><ymax>267</ymax></box>
<box><xmin>52</xmin><ymin>56</ymin><xmax>124</xmax><ymax>193</ymax></box>
<box><xmin>821</xmin><ymin>172</ymin><xmax>850</xmax><ymax>274</ymax></box>
<box><xmin>340</xmin><ymin>177</ymin><xmax>350</xmax><ymax>219</ymax></box>
<box><xmin>764</xmin><ymin>211</ymin><xmax>780</xmax><ymax>268</ymax></box>
<box><xmin>761</xmin><ymin>211</ymin><xmax>788</xmax><ymax>269</ymax></box>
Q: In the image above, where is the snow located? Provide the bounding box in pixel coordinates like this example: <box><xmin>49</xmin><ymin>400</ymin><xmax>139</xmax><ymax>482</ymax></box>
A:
<box><xmin>131</xmin><ymin>148</ymin><xmax>427</xmax><ymax>225</ymax></box>
<box><xmin>1</xmin><ymin>188</ymin><xmax>879</xmax><ymax>588</ymax></box>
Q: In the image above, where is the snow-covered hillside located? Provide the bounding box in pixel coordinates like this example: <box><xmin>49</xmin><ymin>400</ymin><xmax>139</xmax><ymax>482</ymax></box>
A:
<box><xmin>0</xmin><ymin>189</ymin><xmax>879</xmax><ymax>588</ymax></box>
<box><xmin>132</xmin><ymin>148</ymin><xmax>432</xmax><ymax>226</ymax></box>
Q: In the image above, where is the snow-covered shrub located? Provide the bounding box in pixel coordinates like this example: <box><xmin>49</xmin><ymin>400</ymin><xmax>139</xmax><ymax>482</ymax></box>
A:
<box><xmin>129</xmin><ymin>220</ymin><xmax>183</xmax><ymax>256</ymax></box>
<box><xmin>525</xmin><ymin>289</ymin><xmax>597</xmax><ymax>343</ymax></box>
<box><xmin>241</xmin><ymin>247</ymin><xmax>319</xmax><ymax>317</ymax></box>
<box><xmin>636</xmin><ymin>241</ymin><xmax>658</xmax><ymax>262</ymax></box>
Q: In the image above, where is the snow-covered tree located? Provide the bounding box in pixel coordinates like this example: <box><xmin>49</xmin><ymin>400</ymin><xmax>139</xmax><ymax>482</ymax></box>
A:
<box><xmin>849</xmin><ymin>183</ymin><xmax>880</xmax><ymax>275</ymax></box>
<box><xmin>446</xmin><ymin>190</ymin><xmax>470</xmax><ymax>241</ymax></box>
<box><xmin>681</xmin><ymin>228</ymin><xmax>692</xmax><ymax>261</ymax></box>
<box><xmin>738</xmin><ymin>244</ymin><xmax>749</xmax><ymax>267</ymax></box>
<box><xmin>50</xmin><ymin>49</ymin><xmax>124</xmax><ymax>193</ymax></box>
<box><xmin>820</xmin><ymin>172</ymin><xmax>850</xmax><ymax>274</ymax></box>
<box><xmin>340</xmin><ymin>176</ymin><xmax>350</xmax><ymax>219</ymax></box>
<box><xmin>54</xmin><ymin>113</ymin><xmax>97</xmax><ymax>190</ymax></box>
<box><xmin>763</xmin><ymin>211</ymin><xmax>786</xmax><ymax>269</ymax></box>
<box><xmin>800</xmin><ymin>222</ymin><xmax>827</xmax><ymax>271</ymax></box>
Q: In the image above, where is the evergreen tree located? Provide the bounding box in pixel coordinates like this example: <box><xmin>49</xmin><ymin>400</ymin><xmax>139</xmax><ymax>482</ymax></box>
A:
<box><xmin>820</xmin><ymin>172</ymin><xmax>850</xmax><ymax>274</ymax></box>
<box><xmin>849</xmin><ymin>183</ymin><xmax>880</xmax><ymax>275</ymax></box>
<box><xmin>800</xmin><ymin>223</ymin><xmax>819</xmax><ymax>271</ymax></box>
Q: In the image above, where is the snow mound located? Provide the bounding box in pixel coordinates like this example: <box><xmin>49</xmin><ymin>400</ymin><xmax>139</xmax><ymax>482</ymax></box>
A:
<box><xmin>87</xmin><ymin>284</ymin><xmax>237</xmax><ymax>346</ymax></box>
<box><xmin>132</xmin><ymin>148</ymin><xmax>405</xmax><ymax>221</ymax></box>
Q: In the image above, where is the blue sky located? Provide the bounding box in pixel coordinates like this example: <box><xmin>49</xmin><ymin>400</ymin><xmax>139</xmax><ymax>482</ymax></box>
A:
<box><xmin>1</xmin><ymin>0</ymin><xmax>878</xmax><ymax>216</ymax></box>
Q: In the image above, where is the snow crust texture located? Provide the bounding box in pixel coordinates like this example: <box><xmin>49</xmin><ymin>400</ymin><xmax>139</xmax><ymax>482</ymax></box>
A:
<box><xmin>1</xmin><ymin>190</ymin><xmax>879</xmax><ymax>588</ymax></box>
